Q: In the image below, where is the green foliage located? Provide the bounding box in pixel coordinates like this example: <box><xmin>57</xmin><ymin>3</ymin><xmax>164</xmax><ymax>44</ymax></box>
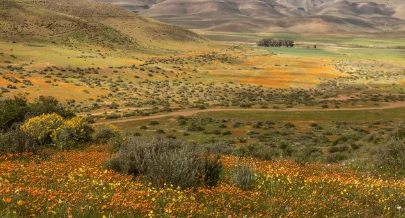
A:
<box><xmin>0</xmin><ymin>128</ymin><xmax>39</xmax><ymax>154</ymax></box>
<box><xmin>93</xmin><ymin>124</ymin><xmax>119</xmax><ymax>144</ymax></box>
<box><xmin>0</xmin><ymin>95</ymin><xmax>74</xmax><ymax>131</ymax></box>
<box><xmin>201</xmin><ymin>155</ymin><xmax>222</xmax><ymax>187</ymax></box>
<box><xmin>149</xmin><ymin>121</ymin><xmax>159</xmax><ymax>125</ymax></box>
<box><xmin>20</xmin><ymin>114</ymin><xmax>93</xmax><ymax>150</ymax></box>
<box><xmin>104</xmin><ymin>137</ymin><xmax>223</xmax><ymax>189</ymax></box>
<box><xmin>232</xmin><ymin>144</ymin><xmax>278</xmax><ymax>160</ymax></box>
<box><xmin>326</xmin><ymin>153</ymin><xmax>348</xmax><ymax>163</ymax></box>
<box><xmin>231</xmin><ymin>163</ymin><xmax>256</xmax><ymax>191</ymax></box>
<box><xmin>257</xmin><ymin>38</ymin><xmax>294</xmax><ymax>47</ymax></box>
<box><xmin>52</xmin><ymin>117</ymin><xmax>94</xmax><ymax>149</ymax></box>
<box><xmin>394</xmin><ymin>128</ymin><xmax>405</xmax><ymax>139</ymax></box>
<box><xmin>379</xmin><ymin>139</ymin><xmax>405</xmax><ymax>176</ymax></box>
<box><xmin>0</xmin><ymin>95</ymin><xmax>29</xmax><ymax>130</ymax></box>
<box><xmin>20</xmin><ymin>113</ymin><xmax>65</xmax><ymax>146</ymax></box>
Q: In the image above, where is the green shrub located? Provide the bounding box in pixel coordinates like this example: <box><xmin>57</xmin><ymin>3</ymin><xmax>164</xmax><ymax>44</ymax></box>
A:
<box><xmin>201</xmin><ymin>155</ymin><xmax>222</xmax><ymax>187</ymax></box>
<box><xmin>328</xmin><ymin>146</ymin><xmax>340</xmax><ymax>153</ymax></box>
<box><xmin>278</xmin><ymin>141</ymin><xmax>289</xmax><ymax>149</ymax></box>
<box><xmin>155</xmin><ymin>129</ymin><xmax>165</xmax><ymax>134</ymax></box>
<box><xmin>179</xmin><ymin>120</ymin><xmax>187</xmax><ymax>126</ymax></box>
<box><xmin>52</xmin><ymin>117</ymin><xmax>93</xmax><ymax>149</ymax></box>
<box><xmin>232</xmin><ymin>144</ymin><xmax>278</xmax><ymax>160</ymax></box>
<box><xmin>0</xmin><ymin>128</ymin><xmax>39</xmax><ymax>154</ymax></box>
<box><xmin>187</xmin><ymin>124</ymin><xmax>204</xmax><ymax>132</ymax></box>
<box><xmin>20</xmin><ymin>113</ymin><xmax>64</xmax><ymax>146</ymax></box>
<box><xmin>394</xmin><ymin>128</ymin><xmax>405</xmax><ymax>139</ymax></box>
<box><xmin>294</xmin><ymin>147</ymin><xmax>323</xmax><ymax>163</ymax></box>
<box><xmin>149</xmin><ymin>121</ymin><xmax>159</xmax><ymax>125</ymax></box>
<box><xmin>379</xmin><ymin>139</ymin><xmax>405</xmax><ymax>176</ymax></box>
<box><xmin>20</xmin><ymin>114</ymin><xmax>93</xmax><ymax>150</ymax></box>
<box><xmin>212</xmin><ymin>130</ymin><xmax>221</xmax><ymax>135</ymax></box>
<box><xmin>231</xmin><ymin>163</ymin><xmax>256</xmax><ymax>191</ymax></box>
<box><xmin>222</xmin><ymin>130</ymin><xmax>232</xmax><ymax>135</ymax></box>
<box><xmin>326</xmin><ymin>153</ymin><xmax>348</xmax><ymax>163</ymax></box>
<box><xmin>105</xmin><ymin>113</ymin><xmax>121</xmax><ymax>119</ymax></box>
<box><xmin>104</xmin><ymin>137</ymin><xmax>222</xmax><ymax>189</ymax></box>
<box><xmin>93</xmin><ymin>124</ymin><xmax>119</xmax><ymax>144</ymax></box>
<box><xmin>202</xmin><ymin>141</ymin><xmax>234</xmax><ymax>155</ymax></box>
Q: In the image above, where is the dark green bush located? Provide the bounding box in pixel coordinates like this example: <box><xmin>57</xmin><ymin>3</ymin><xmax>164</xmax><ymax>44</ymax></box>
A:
<box><xmin>149</xmin><ymin>121</ymin><xmax>159</xmax><ymax>125</ymax></box>
<box><xmin>0</xmin><ymin>128</ymin><xmax>39</xmax><ymax>154</ymax></box>
<box><xmin>155</xmin><ymin>129</ymin><xmax>165</xmax><ymax>134</ymax></box>
<box><xmin>279</xmin><ymin>141</ymin><xmax>289</xmax><ymax>149</ymax></box>
<box><xmin>93</xmin><ymin>124</ymin><xmax>119</xmax><ymax>144</ymax></box>
<box><xmin>222</xmin><ymin>130</ymin><xmax>232</xmax><ymax>135</ymax></box>
<box><xmin>326</xmin><ymin>153</ymin><xmax>348</xmax><ymax>163</ymax></box>
<box><xmin>179</xmin><ymin>120</ymin><xmax>187</xmax><ymax>126</ymax></box>
<box><xmin>187</xmin><ymin>124</ymin><xmax>204</xmax><ymax>132</ymax></box>
<box><xmin>105</xmin><ymin>113</ymin><xmax>121</xmax><ymax>120</ymax></box>
<box><xmin>0</xmin><ymin>95</ymin><xmax>74</xmax><ymax>131</ymax></box>
<box><xmin>379</xmin><ymin>139</ymin><xmax>405</xmax><ymax>176</ymax></box>
<box><xmin>394</xmin><ymin>128</ymin><xmax>405</xmax><ymax>139</ymax></box>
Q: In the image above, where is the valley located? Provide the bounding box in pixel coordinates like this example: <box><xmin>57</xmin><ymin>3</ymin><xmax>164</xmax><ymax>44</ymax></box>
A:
<box><xmin>1</xmin><ymin>0</ymin><xmax>405</xmax><ymax>217</ymax></box>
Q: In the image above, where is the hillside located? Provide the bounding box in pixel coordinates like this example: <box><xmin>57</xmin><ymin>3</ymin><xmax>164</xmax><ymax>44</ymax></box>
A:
<box><xmin>84</xmin><ymin>0</ymin><xmax>405</xmax><ymax>34</ymax></box>
<box><xmin>0</xmin><ymin>0</ymin><xmax>209</xmax><ymax>52</ymax></box>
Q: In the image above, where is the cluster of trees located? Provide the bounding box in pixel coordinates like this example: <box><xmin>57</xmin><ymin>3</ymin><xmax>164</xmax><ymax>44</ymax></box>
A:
<box><xmin>257</xmin><ymin>38</ymin><xmax>295</xmax><ymax>47</ymax></box>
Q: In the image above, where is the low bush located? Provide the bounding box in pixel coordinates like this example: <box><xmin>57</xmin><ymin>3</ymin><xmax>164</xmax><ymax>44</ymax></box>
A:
<box><xmin>19</xmin><ymin>113</ymin><xmax>94</xmax><ymax>150</ymax></box>
<box><xmin>379</xmin><ymin>139</ymin><xmax>405</xmax><ymax>176</ymax></box>
<box><xmin>93</xmin><ymin>124</ymin><xmax>119</xmax><ymax>144</ymax></box>
<box><xmin>231</xmin><ymin>163</ymin><xmax>256</xmax><ymax>191</ymax></box>
<box><xmin>0</xmin><ymin>128</ymin><xmax>39</xmax><ymax>153</ymax></box>
<box><xmin>20</xmin><ymin>113</ymin><xmax>64</xmax><ymax>146</ymax></box>
<box><xmin>105</xmin><ymin>113</ymin><xmax>121</xmax><ymax>120</ymax></box>
<box><xmin>232</xmin><ymin>144</ymin><xmax>278</xmax><ymax>160</ymax></box>
<box><xmin>52</xmin><ymin>117</ymin><xmax>93</xmax><ymax>149</ymax></box>
<box><xmin>149</xmin><ymin>121</ymin><xmax>159</xmax><ymax>125</ymax></box>
<box><xmin>104</xmin><ymin>137</ymin><xmax>223</xmax><ymax>189</ymax></box>
<box><xmin>325</xmin><ymin>153</ymin><xmax>348</xmax><ymax>163</ymax></box>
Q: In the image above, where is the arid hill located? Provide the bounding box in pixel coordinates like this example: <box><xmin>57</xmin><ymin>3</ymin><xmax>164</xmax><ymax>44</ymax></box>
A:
<box><xmin>0</xmin><ymin>0</ymin><xmax>210</xmax><ymax>52</ymax></box>
<box><xmin>80</xmin><ymin>0</ymin><xmax>405</xmax><ymax>34</ymax></box>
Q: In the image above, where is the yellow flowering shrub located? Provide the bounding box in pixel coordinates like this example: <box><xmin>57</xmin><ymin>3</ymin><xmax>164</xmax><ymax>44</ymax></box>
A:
<box><xmin>52</xmin><ymin>116</ymin><xmax>92</xmax><ymax>149</ymax></box>
<box><xmin>20</xmin><ymin>113</ymin><xmax>64</xmax><ymax>145</ymax></box>
<box><xmin>21</xmin><ymin>114</ymin><xmax>93</xmax><ymax>149</ymax></box>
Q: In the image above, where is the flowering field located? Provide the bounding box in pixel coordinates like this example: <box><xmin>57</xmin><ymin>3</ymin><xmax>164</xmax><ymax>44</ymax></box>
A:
<box><xmin>0</xmin><ymin>146</ymin><xmax>404</xmax><ymax>217</ymax></box>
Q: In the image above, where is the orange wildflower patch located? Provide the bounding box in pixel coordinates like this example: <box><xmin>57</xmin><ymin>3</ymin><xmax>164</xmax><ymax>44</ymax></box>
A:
<box><xmin>236</xmin><ymin>57</ymin><xmax>347</xmax><ymax>88</ymax></box>
<box><xmin>0</xmin><ymin>147</ymin><xmax>404</xmax><ymax>217</ymax></box>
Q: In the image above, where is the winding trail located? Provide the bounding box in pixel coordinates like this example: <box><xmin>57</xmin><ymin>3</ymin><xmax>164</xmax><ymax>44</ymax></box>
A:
<box><xmin>98</xmin><ymin>101</ymin><xmax>405</xmax><ymax>124</ymax></box>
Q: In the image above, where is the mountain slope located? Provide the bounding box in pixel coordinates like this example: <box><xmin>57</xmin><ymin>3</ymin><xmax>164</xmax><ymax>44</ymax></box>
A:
<box><xmin>85</xmin><ymin>0</ymin><xmax>405</xmax><ymax>34</ymax></box>
<box><xmin>0</xmin><ymin>0</ymin><xmax>209</xmax><ymax>52</ymax></box>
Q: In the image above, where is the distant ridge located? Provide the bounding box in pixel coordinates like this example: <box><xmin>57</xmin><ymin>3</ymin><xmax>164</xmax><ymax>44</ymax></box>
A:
<box><xmin>77</xmin><ymin>0</ymin><xmax>405</xmax><ymax>34</ymax></box>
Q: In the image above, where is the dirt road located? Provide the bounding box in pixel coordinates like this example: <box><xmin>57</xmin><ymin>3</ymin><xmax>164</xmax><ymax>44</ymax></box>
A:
<box><xmin>97</xmin><ymin>101</ymin><xmax>405</xmax><ymax>124</ymax></box>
